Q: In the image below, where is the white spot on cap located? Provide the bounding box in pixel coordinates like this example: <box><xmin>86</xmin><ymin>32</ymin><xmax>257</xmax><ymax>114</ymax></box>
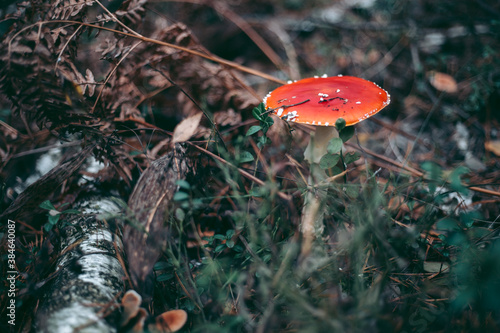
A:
<box><xmin>263</xmin><ymin>92</ymin><xmax>272</xmax><ymax>105</ymax></box>
<box><xmin>314</xmin><ymin>75</ymin><xmax>319</xmax><ymax>78</ymax></box>
<box><xmin>283</xmin><ymin>110</ymin><xmax>298</xmax><ymax>122</ymax></box>
<box><xmin>338</xmin><ymin>74</ymin><xmax>343</xmax><ymax>77</ymax></box>
<box><xmin>336</xmin><ymin>89</ymin><xmax>340</xmax><ymax>93</ymax></box>
<box><xmin>287</xmin><ymin>80</ymin><xmax>293</xmax><ymax>84</ymax></box>
<box><xmin>277</xmin><ymin>108</ymin><xmax>284</xmax><ymax>116</ymax></box>
<box><xmin>321</xmin><ymin>74</ymin><xmax>328</xmax><ymax>78</ymax></box>
<box><xmin>356</xmin><ymin>101</ymin><xmax>361</xmax><ymax>104</ymax></box>
<box><xmin>325</xmin><ymin>122</ymin><xmax>329</xmax><ymax>126</ymax></box>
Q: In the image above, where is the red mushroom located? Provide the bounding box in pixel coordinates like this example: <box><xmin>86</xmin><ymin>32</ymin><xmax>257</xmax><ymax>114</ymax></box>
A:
<box><xmin>263</xmin><ymin>75</ymin><xmax>390</xmax><ymax>255</ymax></box>
<box><xmin>264</xmin><ymin>75</ymin><xmax>390</xmax><ymax>162</ymax></box>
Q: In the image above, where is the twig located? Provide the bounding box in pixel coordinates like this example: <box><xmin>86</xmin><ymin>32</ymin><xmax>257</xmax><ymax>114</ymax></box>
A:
<box><xmin>160</xmin><ymin>0</ymin><xmax>287</xmax><ymax>75</ymax></box>
<box><xmin>187</xmin><ymin>142</ymin><xmax>292</xmax><ymax>201</ymax></box>
<box><xmin>20</xmin><ymin>20</ymin><xmax>286</xmax><ymax>84</ymax></box>
<box><xmin>347</xmin><ymin>142</ymin><xmax>500</xmax><ymax>198</ymax></box>
<box><xmin>11</xmin><ymin>141</ymin><xmax>82</xmax><ymax>159</ymax></box>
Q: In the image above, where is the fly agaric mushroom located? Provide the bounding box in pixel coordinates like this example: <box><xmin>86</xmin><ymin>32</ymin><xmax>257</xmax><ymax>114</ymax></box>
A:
<box><xmin>264</xmin><ymin>75</ymin><xmax>390</xmax><ymax>162</ymax></box>
<box><xmin>263</xmin><ymin>75</ymin><xmax>390</xmax><ymax>255</ymax></box>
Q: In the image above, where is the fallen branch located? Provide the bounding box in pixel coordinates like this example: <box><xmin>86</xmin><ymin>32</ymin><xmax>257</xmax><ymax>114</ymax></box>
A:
<box><xmin>35</xmin><ymin>197</ymin><xmax>125</xmax><ymax>332</ymax></box>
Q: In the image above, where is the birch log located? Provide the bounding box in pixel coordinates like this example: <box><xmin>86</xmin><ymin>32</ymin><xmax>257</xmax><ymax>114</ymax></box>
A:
<box><xmin>35</xmin><ymin>197</ymin><xmax>125</xmax><ymax>333</ymax></box>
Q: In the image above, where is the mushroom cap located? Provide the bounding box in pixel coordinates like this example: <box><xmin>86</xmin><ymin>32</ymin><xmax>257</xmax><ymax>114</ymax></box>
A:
<box><xmin>263</xmin><ymin>75</ymin><xmax>390</xmax><ymax>126</ymax></box>
<box><xmin>153</xmin><ymin>309</ymin><xmax>188</xmax><ymax>332</ymax></box>
<box><xmin>120</xmin><ymin>290</ymin><xmax>142</xmax><ymax>326</ymax></box>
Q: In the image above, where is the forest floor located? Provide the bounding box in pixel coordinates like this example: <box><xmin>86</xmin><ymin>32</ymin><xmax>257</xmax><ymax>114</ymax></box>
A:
<box><xmin>1</xmin><ymin>0</ymin><xmax>500</xmax><ymax>332</ymax></box>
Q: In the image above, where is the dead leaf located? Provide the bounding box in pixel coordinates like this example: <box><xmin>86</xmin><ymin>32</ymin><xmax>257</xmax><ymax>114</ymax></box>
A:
<box><xmin>485</xmin><ymin>140</ymin><xmax>500</xmax><ymax>156</ymax></box>
<box><xmin>423</xmin><ymin>261</ymin><xmax>450</xmax><ymax>273</ymax></box>
<box><xmin>428</xmin><ymin>71</ymin><xmax>458</xmax><ymax>93</ymax></box>
<box><xmin>213</xmin><ymin>109</ymin><xmax>241</xmax><ymax>127</ymax></box>
<box><xmin>172</xmin><ymin>112</ymin><xmax>203</xmax><ymax>144</ymax></box>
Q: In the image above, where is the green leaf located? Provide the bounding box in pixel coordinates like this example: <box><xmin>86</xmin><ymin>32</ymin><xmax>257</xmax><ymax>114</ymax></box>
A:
<box><xmin>246</xmin><ymin>125</ymin><xmax>262</xmax><ymax>136</ymax></box>
<box><xmin>344</xmin><ymin>186</ymin><xmax>359</xmax><ymax>198</ymax></box>
<box><xmin>173</xmin><ymin>191</ymin><xmax>189</xmax><ymax>201</ymax></box>
<box><xmin>421</xmin><ymin>161</ymin><xmax>442</xmax><ymax>180</ymax></box>
<box><xmin>258</xmin><ymin>103</ymin><xmax>266</xmax><ymax>112</ymax></box>
<box><xmin>421</xmin><ymin>161</ymin><xmax>442</xmax><ymax>194</ymax></box>
<box><xmin>446</xmin><ymin>232</ymin><xmax>467</xmax><ymax>246</ymax></box>
<box><xmin>436</xmin><ymin>217</ymin><xmax>460</xmax><ymax>231</ymax></box>
<box><xmin>60</xmin><ymin>209</ymin><xmax>80</xmax><ymax>215</ymax></box>
<box><xmin>459</xmin><ymin>211</ymin><xmax>481</xmax><ymax>228</ymax></box>
<box><xmin>449</xmin><ymin>166</ymin><xmax>470</xmax><ymax>195</ymax></box>
<box><xmin>215</xmin><ymin>244</ymin><xmax>226</xmax><ymax>253</ymax></box>
<box><xmin>257</xmin><ymin>136</ymin><xmax>271</xmax><ymax>149</ymax></box>
<box><xmin>192</xmin><ymin>199</ymin><xmax>204</xmax><ymax>209</ymax></box>
<box><xmin>176</xmin><ymin>179</ymin><xmax>191</xmax><ymax>190</ymax></box>
<box><xmin>175</xmin><ymin>208</ymin><xmax>185</xmax><ymax>222</ymax></box>
<box><xmin>226</xmin><ymin>240</ymin><xmax>235</xmax><ymax>248</ymax></box>
<box><xmin>252</xmin><ymin>106</ymin><xmax>263</xmax><ymax>121</ymax></box>
<box><xmin>154</xmin><ymin>261</ymin><xmax>171</xmax><ymax>270</ymax></box>
<box><xmin>264</xmin><ymin>116</ymin><xmax>274</xmax><ymax>127</ymax></box>
<box><xmin>328</xmin><ymin>166</ymin><xmax>343</xmax><ymax>176</ymax></box>
<box><xmin>156</xmin><ymin>273</ymin><xmax>174</xmax><ymax>281</ymax></box>
<box><xmin>327</xmin><ymin>137</ymin><xmax>343</xmax><ymax>154</ymax></box>
<box><xmin>39</xmin><ymin>200</ymin><xmax>56</xmax><ymax>211</ymax></box>
<box><xmin>239</xmin><ymin>151</ymin><xmax>255</xmax><ymax>163</ymax></box>
<box><xmin>343</xmin><ymin>151</ymin><xmax>361</xmax><ymax>164</ymax></box>
<box><xmin>262</xmin><ymin>116</ymin><xmax>274</xmax><ymax>135</ymax></box>
<box><xmin>249</xmin><ymin>187</ymin><xmax>263</xmax><ymax>197</ymax></box>
<box><xmin>226</xmin><ymin>229</ymin><xmax>235</xmax><ymax>238</ymax></box>
<box><xmin>319</xmin><ymin>153</ymin><xmax>341</xmax><ymax>169</ymax></box>
<box><xmin>339</xmin><ymin>126</ymin><xmax>355</xmax><ymax>142</ymax></box>
<box><xmin>48</xmin><ymin>214</ymin><xmax>60</xmax><ymax>226</ymax></box>
<box><xmin>335</xmin><ymin>118</ymin><xmax>346</xmax><ymax>131</ymax></box>
<box><xmin>213</xmin><ymin>234</ymin><xmax>226</xmax><ymax>240</ymax></box>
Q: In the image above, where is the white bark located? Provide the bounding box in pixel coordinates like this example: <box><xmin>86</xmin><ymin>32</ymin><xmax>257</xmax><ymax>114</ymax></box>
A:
<box><xmin>35</xmin><ymin>197</ymin><xmax>125</xmax><ymax>333</ymax></box>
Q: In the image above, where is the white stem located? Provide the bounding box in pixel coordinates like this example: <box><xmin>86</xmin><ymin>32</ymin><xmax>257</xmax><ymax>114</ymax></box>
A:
<box><xmin>303</xmin><ymin>126</ymin><xmax>339</xmax><ymax>164</ymax></box>
<box><xmin>301</xmin><ymin>126</ymin><xmax>339</xmax><ymax>257</ymax></box>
